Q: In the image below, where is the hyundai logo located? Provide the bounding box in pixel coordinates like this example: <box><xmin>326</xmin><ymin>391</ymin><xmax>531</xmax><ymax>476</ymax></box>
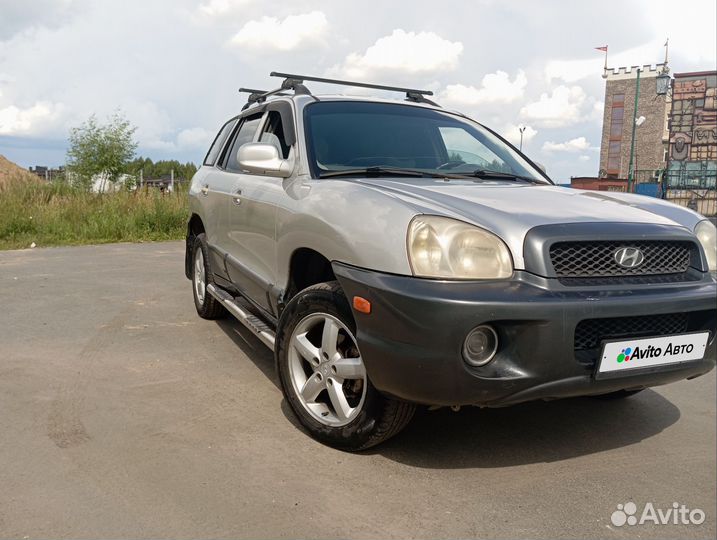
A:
<box><xmin>614</xmin><ymin>247</ymin><xmax>645</xmax><ymax>268</ymax></box>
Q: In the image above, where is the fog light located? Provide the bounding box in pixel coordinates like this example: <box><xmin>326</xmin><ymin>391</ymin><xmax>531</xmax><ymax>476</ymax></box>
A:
<box><xmin>463</xmin><ymin>325</ymin><xmax>498</xmax><ymax>366</ymax></box>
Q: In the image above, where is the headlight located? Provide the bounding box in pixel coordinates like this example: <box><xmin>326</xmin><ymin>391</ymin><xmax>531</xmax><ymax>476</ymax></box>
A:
<box><xmin>407</xmin><ymin>216</ymin><xmax>513</xmax><ymax>279</ymax></box>
<box><xmin>695</xmin><ymin>220</ymin><xmax>717</xmax><ymax>272</ymax></box>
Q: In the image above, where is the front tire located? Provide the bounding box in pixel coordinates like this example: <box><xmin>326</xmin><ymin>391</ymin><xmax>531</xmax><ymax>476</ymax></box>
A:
<box><xmin>276</xmin><ymin>281</ymin><xmax>415</xmax><ymax>451</ymax></box>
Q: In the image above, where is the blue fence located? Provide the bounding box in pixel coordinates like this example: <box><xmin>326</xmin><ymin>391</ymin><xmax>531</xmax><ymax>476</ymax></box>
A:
<box><xmin>635</xmin><ymin>183</ymin><xmax>661</xmax><ymax>198</ymax></box>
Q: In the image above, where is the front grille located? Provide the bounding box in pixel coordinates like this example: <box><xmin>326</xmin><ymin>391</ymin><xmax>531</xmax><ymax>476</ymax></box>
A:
<box><xmin>550</xmin><ymin>240</ymin><xmax>694</xmax><ymax>279</ymax></box>
<box><xmin>574</xmin><ymin>313</ymin><xmax>689</xmax><ymax>351</ymax></box>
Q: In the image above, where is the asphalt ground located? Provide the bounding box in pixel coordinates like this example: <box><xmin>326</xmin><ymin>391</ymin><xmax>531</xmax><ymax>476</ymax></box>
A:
<box><xmin>0</xmin><ymin>241</ymin><xmax>715</xmax><ymax>539</ymax></box>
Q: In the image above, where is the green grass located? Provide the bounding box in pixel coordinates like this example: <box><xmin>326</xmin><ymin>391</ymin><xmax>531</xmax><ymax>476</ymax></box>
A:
<box><xmin>0</xmin><ymin>177</ymin><xmax>188</xmax><ymax>250</ymax></box>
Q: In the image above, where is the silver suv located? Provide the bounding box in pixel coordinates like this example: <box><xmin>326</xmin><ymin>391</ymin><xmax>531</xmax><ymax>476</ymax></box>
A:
<box><xmin>186</xmin><ymin>72</ymin><xmax>717</xmax><ymax>450</ymax></box>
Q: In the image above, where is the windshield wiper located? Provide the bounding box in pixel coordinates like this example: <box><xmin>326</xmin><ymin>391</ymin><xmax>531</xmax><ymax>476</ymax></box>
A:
<box><xmin>471</xmin><ymin>169</ymin><xmax>545</xmax><ymax>184</ymax></box>
<box><xmin>319</xmin><ymin>166</ymin><xmax>447</xmax><ymax>179</ymax></box>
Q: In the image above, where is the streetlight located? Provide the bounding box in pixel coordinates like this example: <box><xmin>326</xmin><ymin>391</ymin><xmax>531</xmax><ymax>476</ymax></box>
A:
<box><xmin>656</xmin><ymin>72</ymin><xmax>671</xmax><ymax>95</ymax></box>
<box><xmin>518</xmin><ymin>126</ymin><xmax>526</xmax><ymax>152</ymax></box>
<box><xmin>625</xmin><ymin>39</ymin><xmax>670</xmax><ymax>192</ymax></box>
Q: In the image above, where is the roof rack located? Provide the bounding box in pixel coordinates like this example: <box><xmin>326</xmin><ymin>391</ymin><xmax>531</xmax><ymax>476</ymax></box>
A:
<box><xmin>238</xmin><ymin>73</ymin><xmax>440</xmax><ymax>108</ymax></box>
<box><xmin>269</xmin><ymin>72</ymin><xmax>438</xmax><ymax>105</ymax></box>
<box><xmin>238</xmin><ymin>87</ymin><xmax>291</xmax><ymax>110</ymax></box>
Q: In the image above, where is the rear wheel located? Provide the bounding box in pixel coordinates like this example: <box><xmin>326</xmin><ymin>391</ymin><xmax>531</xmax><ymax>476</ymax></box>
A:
<box><xmin>276</xmin><ymin>281</ymin><xmax>415</xmax><ymax>451</ymax></box>
<box><xmin>192</xmin><ymin>233</ymin><xmax>226</xmax><ymax>319</ymax></box>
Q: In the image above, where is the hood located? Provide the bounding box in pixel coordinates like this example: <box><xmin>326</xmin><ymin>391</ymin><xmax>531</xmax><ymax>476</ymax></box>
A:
<box><xmin>354</xmin><ymin>179</ymin><xmax>703</xmax><ymax>269</ymax></box>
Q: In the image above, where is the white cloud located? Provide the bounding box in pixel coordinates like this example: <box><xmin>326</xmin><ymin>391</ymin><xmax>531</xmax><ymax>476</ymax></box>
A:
<box><xmin>579</xmin><ymin>155</ymin><xmax>590</xmax><ymax>161</ymax></box>
<box><xmin>229</xmin><ymin>11</ymin><xmax>328</xmax><ymax>51</ymax></box>
<box><xmin>141</xmin><ymin>128</ymin><xmax>212</xmax><ymax>152</ymax></box>
<box><xmin>0</xmin><ymin>0</ymin><xmax>81</xmax><ymax>40</ymax></box>
<box><xmin>542</xmin><ymin>136</ymin><xmax>592</xmax><ymax>153</ymax></box>
<box><xmin>520</xmin><ymin>85</ymin><xmax>588</xmax><ymax>128</ymax></box>
<box><xmin>500</xmin><ymin>123</ymin><xmax>537</xmax><ymax>147</ymax></box>
<box><xmin>545</xmin><ymin>58</ymin><xmax>603</xmax><ymax>84</ymax></box>
<box><xmin>0</xmin><ymin>101</ymin><xmax>64</xmax><ymax>135</ymax></box>
<box><xmin>641</xmin><ymin>0</ymin><xmax>716</xmax><ymax>65</ymax></box>
<box><xmin>197</xmin><ymin>0</ymin><xmax>252</xmax><ymax>17</ymax></box>
<box><xmin>335</xmin><ymin>29</ymin><xmax>463</xmax><ymax>78</ymax></box>
<box><xmin>176</xmin><ymin>127</ymin><xmax>212</xmax><ymax>149</ymax></box>
<box><xmin>442</xmin><ymin>70</ymin><xmax>527</xmax><ymax>105</ymax></box>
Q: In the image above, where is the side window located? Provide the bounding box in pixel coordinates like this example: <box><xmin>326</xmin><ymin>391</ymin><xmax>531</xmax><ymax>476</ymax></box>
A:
<box><xmin>223</xmin><ymin>114</ymin><xmax>263</xmax><ymax>172</ymax></box>
<box><xmin>259</xmin><ymin>111</ymin><xmax>290</xmax><ymax>159</ymax></box>
<box><xmin>203</xmin><ymin>118</ymin><xmax>237</xmax><ymax>166</ymax></box>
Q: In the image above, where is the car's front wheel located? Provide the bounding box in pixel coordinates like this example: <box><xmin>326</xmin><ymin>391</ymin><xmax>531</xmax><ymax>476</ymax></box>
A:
<box><xmin>276</xmin><ymin>281</ymin><xmax>415</xmax><ymax>451</ymax></box>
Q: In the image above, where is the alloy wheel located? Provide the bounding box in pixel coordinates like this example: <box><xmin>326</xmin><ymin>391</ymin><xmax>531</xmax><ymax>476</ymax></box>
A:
<box><xmin>287</xmin><ymin>313</ymin><xmax>367</xmax><ymax>426</ymax></box>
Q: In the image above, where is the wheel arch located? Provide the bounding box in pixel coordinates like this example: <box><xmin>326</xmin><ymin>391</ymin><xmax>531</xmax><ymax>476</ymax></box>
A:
<box><xmin>283</xmin><ymin>247</ymin><xmax>337</xmax><ymax>305</ymax></box>
<box><xmin>185</xmin><ymin>213</ymin><xmax>206</xmax><ymax>279</ymax></box>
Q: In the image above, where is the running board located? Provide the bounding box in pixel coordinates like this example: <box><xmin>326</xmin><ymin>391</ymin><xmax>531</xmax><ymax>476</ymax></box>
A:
<box><xmin>206</xmin><ymin>284</ymin><xmax>276</xmax><ymax>351</ymax></box>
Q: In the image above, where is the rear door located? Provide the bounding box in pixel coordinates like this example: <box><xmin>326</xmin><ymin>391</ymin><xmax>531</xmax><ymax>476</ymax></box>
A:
<box><xmin>198</xmin><ymin>117</ymin><xmax>237</xmax><ymax>279</ymax></box>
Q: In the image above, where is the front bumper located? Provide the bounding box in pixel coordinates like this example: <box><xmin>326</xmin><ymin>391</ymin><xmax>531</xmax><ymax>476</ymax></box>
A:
<box><xmin>333</xmin><ymin>263</ymin><xmax>717</xmax><ymax>407</ymax></box>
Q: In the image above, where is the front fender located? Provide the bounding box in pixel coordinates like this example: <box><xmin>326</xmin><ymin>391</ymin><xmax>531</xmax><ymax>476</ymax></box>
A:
<box><xmin>275</xmin><ymin>178</ymin><xmax>418</xmax><ymax>289</ymax></box>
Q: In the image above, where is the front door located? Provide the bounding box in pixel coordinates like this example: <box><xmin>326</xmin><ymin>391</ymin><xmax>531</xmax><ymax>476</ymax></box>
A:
<box><xmin>226</xmin><ymin>110</ymin><xmax>293</xmax><ymax>312</ymax></box>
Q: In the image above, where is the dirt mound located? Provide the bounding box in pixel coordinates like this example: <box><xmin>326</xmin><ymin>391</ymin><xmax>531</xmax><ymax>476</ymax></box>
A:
<box><xmin>0</xmin><ymin>155</ymin><xmax>39</xmax><ymax>189</ymax></box>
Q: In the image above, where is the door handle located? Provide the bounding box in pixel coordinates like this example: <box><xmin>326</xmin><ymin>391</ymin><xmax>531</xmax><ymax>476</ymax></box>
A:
<box><xmin>200</xmin><ymin>184</ymin><xmax>209</xmax><ymax>196</ymax></box>
<box><xmin>232</xmin><ymin>188</ymin><xmax>242</xmax><ymax>206</ymax></box>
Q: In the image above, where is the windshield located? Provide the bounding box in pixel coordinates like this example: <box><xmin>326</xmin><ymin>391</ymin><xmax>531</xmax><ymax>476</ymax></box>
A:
<box><xmin>303</xmin><ymin>101</ymin><xmax>550</xmax><ymax>182</ymax></box>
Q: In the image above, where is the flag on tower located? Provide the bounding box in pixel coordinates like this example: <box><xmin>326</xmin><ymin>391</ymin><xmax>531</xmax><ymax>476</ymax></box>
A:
<box><xmin>596</xmin><ymin>45</ymin><xmax>609</xmax><ymax>71</ymax></box>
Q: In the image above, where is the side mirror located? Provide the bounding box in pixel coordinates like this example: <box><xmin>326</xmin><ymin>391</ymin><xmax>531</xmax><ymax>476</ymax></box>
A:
<box><xmin>534</xmin><ymin>162</ymin><xmax>547</xmax><ymax>174</ymax></box>
<box><xmin>238</xmin><ymin>142</ymin><xmax>292</xmax><ymax>178</ymax></box>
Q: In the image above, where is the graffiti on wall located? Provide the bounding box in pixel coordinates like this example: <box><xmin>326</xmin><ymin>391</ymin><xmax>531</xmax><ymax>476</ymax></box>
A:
<box><xmin>667</xmin><ymin>76</ymin><xmax>717</xmax><ymax>187</ymax></box>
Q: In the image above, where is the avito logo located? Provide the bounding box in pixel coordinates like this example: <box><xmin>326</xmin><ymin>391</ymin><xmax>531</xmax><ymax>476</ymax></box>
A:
<box><xmin>610</xmin><ymin>501</ymin><xmax>706</xmax><ymax>527</ymax></box>
<box><xmin>617</xmin><ymin>342</ymin><xmax>695</xmax><ymax>363</ymax></box>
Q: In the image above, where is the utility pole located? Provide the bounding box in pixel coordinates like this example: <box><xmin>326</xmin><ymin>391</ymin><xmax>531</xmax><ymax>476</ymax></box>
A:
<box><xmin>170</xmin><ymin>169</ymin><xmax>174</xmax><ymax>193</ymax></box>
<box><xmin>627</xmin><ymin>68</ymin><xmax>641</xmax><ymax>193</ymax></box>
<box><xmin>518</xmin><ymin>126</ymin><xmax>526</xmax><ymax>152</ymax></box>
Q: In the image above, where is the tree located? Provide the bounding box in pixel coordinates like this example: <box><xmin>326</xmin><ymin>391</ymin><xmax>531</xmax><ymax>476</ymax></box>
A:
<box><xmin>66</xmin><ymin>112</ymin><xmax>138</xmax><ymax>191</ymax></box>
<box><xmin>127</xmin><ymin>157</ymin><xmax>198</xmax><ymax>181</ymax></box>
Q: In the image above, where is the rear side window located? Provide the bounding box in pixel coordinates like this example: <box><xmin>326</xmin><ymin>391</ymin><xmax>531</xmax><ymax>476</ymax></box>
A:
<box><xmin>204</xmin><ymin>118</ymin><xmax>237</xmax><ymax>166</ymax></box>
<box><xmin>259</xmin><ymin>111</ymin><xmax>290</xmax><ymax>159</ymax></box>
<box><xmin>224</xmin><ymin>114</ymin><xmax>263</xmax><ymax>172</ymax></box>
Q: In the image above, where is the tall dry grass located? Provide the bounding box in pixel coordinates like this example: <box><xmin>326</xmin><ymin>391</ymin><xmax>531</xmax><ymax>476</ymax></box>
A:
<box><xmin>0</xmin><ymin>176</ymin><xmax>188</xmax><ymax>250</ymax></box>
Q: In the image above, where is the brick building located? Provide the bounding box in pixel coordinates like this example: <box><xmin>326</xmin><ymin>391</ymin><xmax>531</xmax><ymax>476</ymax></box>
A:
<box><xmin>598</xmin><ymin>64</ymin><xmax>671</xmax><ymax>182</ymax></box>
<box><xmin>570</xmin><ymin>176</ymin><xmax>627</xmax><ymax>192</ymax></box>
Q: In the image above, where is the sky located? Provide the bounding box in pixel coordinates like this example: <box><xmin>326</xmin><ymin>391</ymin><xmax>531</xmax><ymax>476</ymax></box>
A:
<box><xmin>0</xmin><ymin>0</ymin><xmax>715</xmax><ymax>182</ymax></box>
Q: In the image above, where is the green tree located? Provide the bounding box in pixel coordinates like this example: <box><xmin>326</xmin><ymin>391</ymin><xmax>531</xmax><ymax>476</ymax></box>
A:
<box><xmin>66</xmin><ymin>112</ymin><xmax>138</xmax><ymax>191</ymax></box>
<box><xmin>128</xmin><ymin>157</ymin><xmax>198</xmax><ymax>181</ymax></box>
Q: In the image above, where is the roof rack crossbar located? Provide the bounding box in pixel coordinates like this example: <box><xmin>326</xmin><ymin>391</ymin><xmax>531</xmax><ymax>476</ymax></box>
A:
<box><xmin>269</xmin><ymin>71</ymin><xmax>437</xmax><ymax>104</ymax></box>
<box><xmin>239</xmin><ymin>78</ymin><xmax>311</xmax><ymax>109</ymax></box>
<box><xmin>239</xmin><ymin>86</ymin><xmax>290</xmax><ymax>105</ymax></box>
<box><xmin>238</xmin><ymin>88</ymin><xmax>271</xmax><ymax>95</ymax></box>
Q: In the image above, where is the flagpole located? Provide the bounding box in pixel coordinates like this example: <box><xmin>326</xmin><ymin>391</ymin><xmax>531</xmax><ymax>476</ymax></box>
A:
<box><xmin>596</xmin><ymin>45</ymin><xmax>609</xmax><ymax>77</ymax></box>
